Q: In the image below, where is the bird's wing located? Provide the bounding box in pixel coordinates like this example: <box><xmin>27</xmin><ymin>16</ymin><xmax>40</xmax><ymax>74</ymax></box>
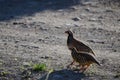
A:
<box><xmin>74</xmin><ymin>39</ymin><xmax>95</xmax><ymax>55</ymax></box>
<box><xmin>78</xmin><ymin>52</ymin><xmax>100</xmax><ymax>66</ymax></box>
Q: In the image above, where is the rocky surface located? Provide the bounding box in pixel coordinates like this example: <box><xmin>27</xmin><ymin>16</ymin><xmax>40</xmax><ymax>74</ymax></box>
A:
<box><xmin>0</xmin><ymin>0</ymin><xmax>120</xmax><ymax>80</ymax></box>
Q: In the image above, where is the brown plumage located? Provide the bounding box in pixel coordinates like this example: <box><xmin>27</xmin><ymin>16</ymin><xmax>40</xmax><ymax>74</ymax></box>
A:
<box><xmin>65</xmin><ymin>30</ymin><xmax>96</xmax><ymax>70</ymax></box>
<box><xmin>65</xmin><ymin>30</ymin><xmax>95</xmax><ymax>56</ymax></box>
<box><xmin>71</xmin><ymin>47</ymin><xmax>100</xmax><ymax>72</ymax></box>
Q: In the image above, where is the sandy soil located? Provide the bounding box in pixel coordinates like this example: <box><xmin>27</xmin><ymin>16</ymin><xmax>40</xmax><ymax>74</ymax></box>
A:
<box><xmin>0</xmin><ymin>0</ymin><xmax>120</xmax><ymax>80</ymax></box>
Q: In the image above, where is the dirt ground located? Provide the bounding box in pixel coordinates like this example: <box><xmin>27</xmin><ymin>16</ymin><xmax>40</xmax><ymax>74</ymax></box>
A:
<box><xmin>0</xmin><ymin>0</ymin><xmax>120</xmax><ymax>80</ymax></box>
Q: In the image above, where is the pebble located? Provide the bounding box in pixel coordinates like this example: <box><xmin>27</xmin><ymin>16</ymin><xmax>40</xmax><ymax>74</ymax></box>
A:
<box><xmin>89</xmin><ymin>18</ymin><xmax>98</xmax><ymax>21</ymax></box>
<box><xmin>85</xmin><ymin>8</ymin><xmax>90</xmax><ymax>12</ymax></box>
<box><xmin>40</xmin><ymin>56</ymin><xmax>51</xmax><ymax>59</ymax></box>
<box><xmin>105</xmin><ymin>9</ymin><xmax>113</xmax><ymax>12</ymax></box>
<box><xmin>117</xmin><ymin>19</ymin><xmax>120</xmax><ymax>21</ymax></box>
<box><xmin>70</xmin><ymin>6</ymin><xmax>78</xmax><ymax>10</ymax></box>
<box><xmin>55</xmin><ymin>26</ymin><xmax>62</xmax><ymax>29</ymax></box>
<box><xmin>23</xmin><ymin>62</ymin><xmax>31</xmax><ymax>67</ymax></box>
<box><xmin>72</xmin><ymin>17</ymin><xmax>81</xmax><ymax>21</ymax></box>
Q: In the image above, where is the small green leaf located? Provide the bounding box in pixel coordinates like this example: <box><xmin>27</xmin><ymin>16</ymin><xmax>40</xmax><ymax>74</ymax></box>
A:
<box><xmin>33</xmin><ymin>63</ymin><xmax>47</xmax><ymax>71</ymax></box>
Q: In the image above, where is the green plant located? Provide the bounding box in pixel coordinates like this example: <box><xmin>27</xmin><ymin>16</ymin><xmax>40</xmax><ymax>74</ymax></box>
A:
<box><xmin>45</xmin><ymin>69</ymin><xmax>54</xmax><ymax>80</ymax></box>
<box><xmin>33</xmin><ymin>63</ymin><xmax>47</xmax><ymax>71</ymax></box>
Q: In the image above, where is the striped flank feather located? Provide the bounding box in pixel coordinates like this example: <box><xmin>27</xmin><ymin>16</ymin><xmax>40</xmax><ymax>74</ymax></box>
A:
<box><xmin>71</xmin><ymin>47</ymin><xmax>101</xmax><ymax>66</ymax></box>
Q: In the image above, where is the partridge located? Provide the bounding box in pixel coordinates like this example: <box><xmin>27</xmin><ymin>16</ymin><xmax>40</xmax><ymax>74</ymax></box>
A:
<box><xmin>65</xmin><ymin>30</ymin><xmax>95</xmax><ymax>55</ymax></box>
<box><xmin>65</xmin><ymin>30</ymin><xmax>95</xmax><ymax>68</ymax></box>
<box><xmin>71</xmin><ymin>47</ymin><xmax>100</xmax><ymax>72</ymax></box>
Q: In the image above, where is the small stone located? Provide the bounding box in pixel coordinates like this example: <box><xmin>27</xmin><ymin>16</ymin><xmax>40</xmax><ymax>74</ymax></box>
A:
<box><xmin>118</xmin><ymin>39</ymin><xmax>120</xmax><ymax>41</ymax></box>
<box><xmin>4</xmin><ymin>43</ymin><xmax>7</xmax><ymax>45</ymax></box>
<box><xmin>40</xmin><ymin>56</ymin><xmax>51</xmax><ymax>59</ymax></box>
<box><xmin>14</xmin><ymin>58</ymin><xmax>18</xmax><ymax>61</ymax></box>
<box><xmin>72</xmin><ymin>17</ymin><xmax>81</xmax><ymax>21</ymax></box>
<box><xmin>12</xmin><ymin>22</ymin><xmax>24</xmax><ymax>25</ymax></box>
<box><xmin>113</xmin><ymin>49</ymin><xmax>117</xmax><ymax>52</ymax></box>
<box><xmin>117</xmin><ymin>19</ymin><xmax>120</xmax><ymax>21</ymax></box>
<box><xmin>74</xmin><ymin>24</ymin><xmax>79</xmax><ymax>27</ymax></box>
<box><xmin>39</xmin><ymin>27</ymin><xmax>47</xmax><ymax>31</ymax></box>
<box><xmin>105</xmin><ymin>9</ymin><xmax>113</xmax><ymax>12</ymax></box>
<box><xmin>70</xmin><ymin>6</ymin><xmax>78</xmax><ymax>10</ymax></box>
<box><xmin>89</xmin><ymin>18</ymin><xmax>97</xmax><ymax>21</ymax></box>
<box><xmin>55</xmin><ymin>26</ymin><xmax>61</xmax><ymax>29</ymax></box>
<box><xmin>98</xmin><ymin>16</ymin><xmax>103</xmax><ymax>19</ymax></box>
<box><xmin>15</xmin><ymin>45</ymin><xmax>18</xmax><ymax>48</ymax></box>
<box><xmin>57</xmin><ymin>9</ymin><xmax>64</xmax><ymax>12</ymax></box>
<box><xmin>85</xmin><ymin>8</ymin><xmax>90</xmax><ymax>12</ymax></box>
<box><xmin>65</xmin><ymin>23</ymin><xmax>72</xmax><ymax>26</ymax></box>
<box><xmin>15</xmin><ymin>40</ymin><xmax>19</xmax><ymax>43</ymax></box>
<box><xmin>23</xmin><ymin>62</ymin><xmax>31</xmax><ymax>67</ymax></box>
<box><xmin>32</xmin><ymin>46</ymin><xmax>39</xmax><ymax>49</ymax></box>
<box><xmin>87</xmin><ymin>40</ymin><xmax>95</xmax><ymax>43</ymax></box>
<box><xmin>13</xmin><ymin>22</ymin><xmax>18</xmax><ymax>25</ymax></box>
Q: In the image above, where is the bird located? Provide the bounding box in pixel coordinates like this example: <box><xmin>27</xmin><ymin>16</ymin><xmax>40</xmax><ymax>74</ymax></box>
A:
<box><xmin>71</xmin><ymin>47</ymin><xmax>100</xmax><ymax>72</ymax></box>
<box><xmin>65</xmin><ymin>30</ymin><xmax>95</xmax><ymax>55</ymax></box>
<box><xmin>65</xmin><ymin>30</ymin><xmax>95</xmax><ymax>68</ymax></box>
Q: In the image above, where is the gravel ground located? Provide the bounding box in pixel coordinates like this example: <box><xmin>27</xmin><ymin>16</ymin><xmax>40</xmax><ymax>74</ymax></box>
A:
<box><xmin>0</xmin><ymin>0</ymin><xmax>120</xmax><ymax>80</ymax></box>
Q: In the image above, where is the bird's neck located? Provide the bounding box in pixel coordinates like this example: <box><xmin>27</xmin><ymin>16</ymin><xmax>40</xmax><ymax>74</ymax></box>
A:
<box><xmin>67</xmin><ymin>34</ymin><xmax>74</xmax><ymax>44</ymax></box>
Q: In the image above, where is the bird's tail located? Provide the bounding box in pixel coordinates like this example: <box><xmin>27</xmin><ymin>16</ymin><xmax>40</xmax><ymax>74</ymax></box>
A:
<box><xmin>94</xmin><ymin>59</ymin><xmax>101</xmax><ymax>66</ymax></box>
<box><xmin>90</xmin><ymin>50</ymin><xmax>96</xmax><ymax>56</ymax></box>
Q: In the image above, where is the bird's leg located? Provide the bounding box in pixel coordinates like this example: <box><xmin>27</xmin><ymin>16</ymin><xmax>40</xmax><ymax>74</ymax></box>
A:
<box><xmin>79</xmin><ymin>65</ymin><xmax>85</xmax><ymax>73</ymax></box>
<box><xmin>67</xmin><ymin>60</ymin><xmax>75</xmax><ymax>68</ymax></box>
<box><xmin>76</xmin><ymin>64</ymin><xmax>82</xmax><ymax>69</ymax></box>
<box><xmin>84</xmin><ymin>64</ymin><xmax>90</xmax><ymax>69</ymax></box>
<box><xmin>82</xmin><ymin>64</ymin><xmax>91</xmax><ymax>72</ymax></box>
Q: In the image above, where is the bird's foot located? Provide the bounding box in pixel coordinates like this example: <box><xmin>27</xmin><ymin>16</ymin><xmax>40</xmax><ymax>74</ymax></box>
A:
<box><xmin>79</xmin><ymin>66</ymin><xmax>87</xmax><ymax>73</ymax></box>
<box><xmin>67</xmin><ymin>64</ymin><xmax>71</xmax><ymax>69</ymax></box>
<box><xmin>67</xmin><ymin>61</ymin><xmax>75</xmax><ymax>69</ymax></box>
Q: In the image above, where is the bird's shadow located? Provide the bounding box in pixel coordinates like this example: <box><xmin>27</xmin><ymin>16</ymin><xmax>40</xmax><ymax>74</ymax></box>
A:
<box><xmin>39</xmin><ymin>69</ymin><xmax>86</xmax><ymax>80</ymax></box>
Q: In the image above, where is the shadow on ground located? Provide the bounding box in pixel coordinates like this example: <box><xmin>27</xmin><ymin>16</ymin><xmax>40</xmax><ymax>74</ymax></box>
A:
<box><xmin>39</xmin><ymin>69</ymin><xmax>85</xmax><ymax>80</ymax></box>
<box><xmin>0</xmin><ymin>0</ymin><xmax>87</xmax><ymax>21</ymax></box>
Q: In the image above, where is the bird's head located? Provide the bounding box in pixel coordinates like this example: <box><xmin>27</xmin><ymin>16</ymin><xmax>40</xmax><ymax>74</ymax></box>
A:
<box><xmin>65</xmin><ymin>30</ymin><xmax>73</xmax><ymax>36</ymax></box>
